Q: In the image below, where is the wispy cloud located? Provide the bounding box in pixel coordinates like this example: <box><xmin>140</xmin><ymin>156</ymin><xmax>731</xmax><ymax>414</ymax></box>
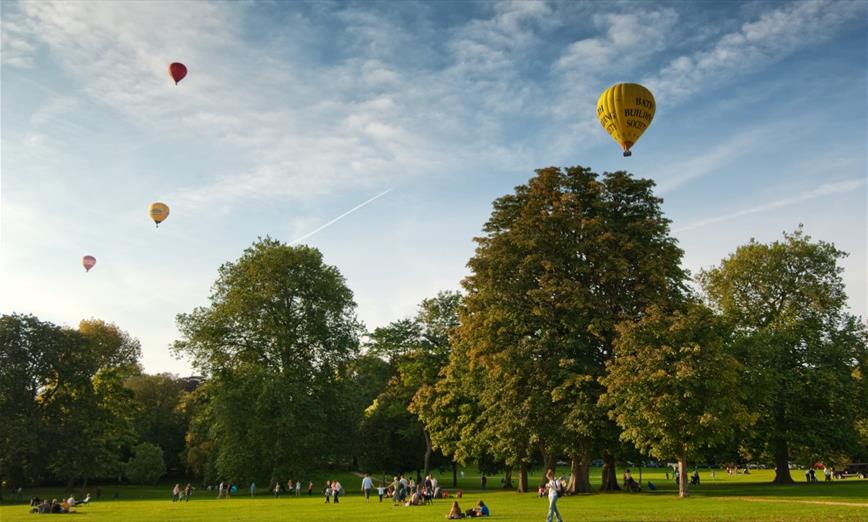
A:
<box><xmin>645</xmin><ymin>0</ymin><xmax>865</xmax><ymax>105</ymax></box>
<box><xmin>675</xmin><ymin>179</ymin><xmax>867</xmax><ymax>232</ymax></box>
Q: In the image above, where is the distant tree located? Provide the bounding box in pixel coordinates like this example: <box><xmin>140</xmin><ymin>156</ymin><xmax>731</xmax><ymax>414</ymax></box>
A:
<box><xmin>126</xmin><ymin>442</ymin><xmax>166</xmax><ymax>485</ymax></box>
<box><xmin>699</xmin><ymin>228</ymin><xmax>868</xmax><ymax>483</ymax></box>
<box><xmin>600</xmin><ymin>303</ymin><xmax>751</xmax><ymax>498</ymax></box>
<box><xmin>125</xmin><ymin>373</ymin><xmax>189</xmax><ymax>475</ymax></box>
<box><xmin>365</xmin><ymin>291</ymin><xmax>460</xmax><ymax>477</ymax></box>
<box><xmin>173</xmin><ymin>238</ymin><xmax>363</xmax><ymax>483</ymax></box>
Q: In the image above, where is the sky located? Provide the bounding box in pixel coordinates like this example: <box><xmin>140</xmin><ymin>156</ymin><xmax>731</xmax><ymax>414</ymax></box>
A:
<box><xmin>1</xmin><ymin>0</ymin><xmax>866</xmax><ymax>375</ymax></box>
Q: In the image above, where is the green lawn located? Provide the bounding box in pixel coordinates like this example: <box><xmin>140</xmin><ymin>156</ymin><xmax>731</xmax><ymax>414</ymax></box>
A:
<box><xmin>2</xmin><ymin>468</ymin><xmax>866</xmax><ymax>521</ymax></box>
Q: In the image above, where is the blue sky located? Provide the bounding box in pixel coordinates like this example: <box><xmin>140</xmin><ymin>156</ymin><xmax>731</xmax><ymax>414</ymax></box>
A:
<box><xmin>1</xmin><ymin>0</ymin><xmax>866</xmax><ymax>374</ymax></box>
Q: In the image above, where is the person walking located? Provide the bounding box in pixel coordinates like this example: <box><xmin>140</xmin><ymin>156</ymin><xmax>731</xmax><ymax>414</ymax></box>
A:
<box><xmin>307</xmin><ymin>481</ymin><xmax>314</xmax><ymax>496</ymax></box>
<box><xmin>545</xmin><ymin>469</ymin><xmax>563</xmax><ymax>522</ymax></box>
<box><xmin>172</xmin><ymin>484</ymin><xmax>180</xmax><ymax>502</ymax></box>
<box><xmin>361</xmin><ymin>473</ymin><xmax>374</xmax><ymax>502</ymax></box>
<box><xmin>250</xmin><ymin>482</ymin><xmax>256</xmax><ymax>497</ymax></box>
<box><xmin>324</xmin><ymin>481</ymin><xmax>332</xmax><ymax>503</ymax></box>
<box><xmin>184</xmin><ymin>484</ymin><xmax>192</xmax><ymax>502</ymax></box>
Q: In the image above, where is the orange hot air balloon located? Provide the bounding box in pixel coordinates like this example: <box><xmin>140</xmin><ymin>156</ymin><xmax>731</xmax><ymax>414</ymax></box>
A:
<box><xmin>82</xmin><ymin>255</ymin><xmax>96</xmax><ymax>272</ymax></box>
<box><xmin>149</xmin><ymin>202</ymin><xmax>170</xmax><ymax>227</ymax></box>
<box><xmin>169</xmin><ymin>62</ymin><xmax>187</xmax><ymax>85</ymax></box>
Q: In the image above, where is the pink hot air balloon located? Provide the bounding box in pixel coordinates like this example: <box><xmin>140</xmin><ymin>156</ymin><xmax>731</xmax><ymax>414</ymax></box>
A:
<box><xmin>169</xmin><ymin>62</ymin><xmax>187</xmax><ymax>85</ymax></box>
<box><xmin>82</xmin><ymin>255</ymin><xmax>96</xmax><ymax>272</ymax></box>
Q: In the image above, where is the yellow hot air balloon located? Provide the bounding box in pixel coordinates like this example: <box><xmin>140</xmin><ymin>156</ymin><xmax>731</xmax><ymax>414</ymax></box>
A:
<box><xmin>149</xmin><ymin>202</ymin><xmax>170</xmax><ymax>227</ymax></box>
<box><xmin>596</xmin><ymin>83</ymin><xmax>655</xmax><ymax>157</ymax></box>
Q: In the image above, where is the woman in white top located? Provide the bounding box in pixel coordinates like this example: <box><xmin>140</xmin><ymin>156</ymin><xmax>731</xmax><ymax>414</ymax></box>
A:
<box><xmin>545</xmin><ymin>469</ymin><xmax>563</xmax><ymax>522</ymax></box>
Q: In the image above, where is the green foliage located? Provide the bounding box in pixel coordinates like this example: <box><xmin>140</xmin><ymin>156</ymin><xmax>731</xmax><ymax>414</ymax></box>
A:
<box><xmin>699</xmin><ymin>227</ymin><xmax>868</xmax><ymax>482</ymax></box>
<box><xmin>125</xmin><ymin>442</ymin><xmax>166</xmax><ymax>485</ymax></box>
<box><xmin>426</xmin><ymin>166</ymin><xmax>687</xmax><ymax>491</ymax></box>
<box><xmin>173</xmin><ymin>238</ymin><xmax>363</xmax><ymax>482</ymax></box>
<box><xmin>361</xmin><ymin>291</ymin><xmax>461</xmax><ymax>475</ymax></box>
<box><xmin>125</xmin><ymin>373</ymin><xmax>189</xmax><ymax>475</ymax></box>
<box><xmin>601</xmin><ymin>303</ymin><xmax>752</xmax><ymax>496</ymax></box>
<box><xmin>0</xmin><ymin>315</ymin><xmax>140</xmax><ymax>487</ymax></box>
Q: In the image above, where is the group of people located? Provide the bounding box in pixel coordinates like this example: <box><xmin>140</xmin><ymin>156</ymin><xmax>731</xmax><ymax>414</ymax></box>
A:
<box><xmin>446</xmin><ymin>499</ymin><xmax>489</xmax><ymax>518</ymax></box>
<box><xmin>387</xmin><ymin>473</ymin><xmax>443</xmax><ymax>505</ymax></box>
<box><xmin>323</xmin><ymin>479</ymin><xmax>343</xmax><ymax>503</ymax></box>
<box><xmin>272</xmin><ymin>479</ymin><xmax>312</xmax><ymax>497</ymax></box>
<box><xmin>29</xmin><ymin>494</ymin><xmax>91</xmax><ymax>514</ymax></box>
<box><xmin>171</xmin><ymin>483</ymin><xmax>193</xmax><ymax>502</ymax></box>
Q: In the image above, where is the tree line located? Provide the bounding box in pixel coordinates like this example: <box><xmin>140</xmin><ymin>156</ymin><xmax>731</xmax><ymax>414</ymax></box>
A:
<box><xmin>1</xmin><ymin>166</ymin><xmax>865</xmax><ymax>499</ymax></box>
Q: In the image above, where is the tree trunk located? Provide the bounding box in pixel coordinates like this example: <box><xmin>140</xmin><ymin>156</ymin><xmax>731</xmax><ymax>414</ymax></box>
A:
<box><xmin>638</xmin><ymin>461</ymin><xmax>642</xmax><ymax>486</ymax></box>
<box><xmin>567</xmin><ymin>451</ymin><xmax>592</xmax><ymax>493</ymax></box>
<box><xmin>772</xmin><ymin>438</ymin><xmax>794</xmax><ymax>484</ymax></box>
<box><xmin>517</xmin><ymin>462</ymin><xmax>529</xmax><ymax>493</ymax></box>
<box><xmin>599</xmin><ymin>450</ymin><xmax>620</xmax><ymax>491</ymax></box>
<box><xmin>542</xmin><ymin>451</ymin><xmax>556</xmax><ymax>474</ymax></box>
<box><xmin>80</xmin><ymin>476</ymin><xmax>88</xmax><ymax>496</ymax></box>
<box><xmin>452</xmin><ymin>461</ymin><xmax>457</xmax><ymax>487</ymax></box>
<box><xmin>678</xmin><ymin>458</ymin><xmax>688</xmax><ymax>498</ymax></box>
<box><xmin>423</xmin><ymin>430</ymin><xmax>432</xmax><ymax>478</ymax></box>
<box><xmin>503</xmin><ymin>466</ymin><xmax>513</xmax><ymax>489</ymax></box>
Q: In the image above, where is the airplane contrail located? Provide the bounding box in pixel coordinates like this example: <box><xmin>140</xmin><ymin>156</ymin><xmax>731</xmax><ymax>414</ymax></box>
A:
<box><xmin>290</xmin><ymin>189</ymin><xmax>392</xmax><ymax>245</ymax></box>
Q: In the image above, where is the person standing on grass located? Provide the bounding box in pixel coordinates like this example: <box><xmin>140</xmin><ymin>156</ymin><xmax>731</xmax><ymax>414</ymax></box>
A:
<box><xmin>172</xmin><ymin>484</ymin><xmax>180</xmax><ymax>502</ymax></box>
<box><xmin>545</xmin><ymin>469</ymin><xmax>563</xmax><ymax>522</ymax></box>
<box><xmin>362</xmin><ymin>473</ymin><xmax>374</xmax><ymax>502</ymax></box>
<box><xmin>377</xmin><ymin>483</ymin><xmax>385</xmax><ymax>503</ymax></box>
<box><xmin>308</xmin><ymin>481</ymin><xmax>313</xmax><ymax>496</ymax></box>
<box><xmin>273</xmin><ymin>483</ymin><xmax>281</xmax><ymax>498</ymax></box>
<box><xmin>295</xmin><ymin>480</ymin><xmax>301</xmax><ymax>496</ymax></box>
<box><xmin>824</xmin><ymin>466</ymin><xmax>832</xmax><ymax>482</ymax></box>
<box><xmin>332</xmin><ymin>479</ymin><xmax>342</xmax><ymax>503</ymax></box>
<box><xmin>324</xmin><ymin>480</ymin><xmax>332</xmax><ymax>503</ymax></box>
<box><xmin>481</xmin><ymin>474</ymin><xmax>487</xmax><ymax>490</ymax></box>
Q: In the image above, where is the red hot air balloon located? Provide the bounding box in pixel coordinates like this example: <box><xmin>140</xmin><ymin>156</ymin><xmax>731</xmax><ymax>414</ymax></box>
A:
<box><xmin>169</xmin><ymin>62</ymin><xmax>187</xmax><ymax>85</ymax></box>
<box><xmin>82</xmin><ymin>255</ymin><xmax>96</xmax><ymax>272</ymax></box>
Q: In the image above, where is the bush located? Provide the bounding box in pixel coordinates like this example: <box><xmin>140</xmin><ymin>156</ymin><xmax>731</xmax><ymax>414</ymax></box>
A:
<box><xmin>126</xmin><ymin>442</ymin><xmax>166</xmax><ymax>485</ymax></box>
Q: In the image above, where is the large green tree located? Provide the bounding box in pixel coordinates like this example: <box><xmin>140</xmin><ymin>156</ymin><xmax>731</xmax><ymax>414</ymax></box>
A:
<box><xmin>0</xmin><ymin>315</ymin><xmax>140</xmax><ymax>489</ymax></box>
<box><xmin>600</xmin><ymin>303</ymin><xmax>751</xmax><ymax>497</ymax></box>
<box><xmin>699</xmin><ymin>228</ymin><xmax>868</xmax><ymax>483</ymax></box>
<box><xmin>432</xmin><ymin>166</ymin><xmax>686</xmax><ymax>492</ymax></box>
<box><xmin>173</xmin><ymin>238</ymin><xmax>362</xmax><ymax>484</ymax></box>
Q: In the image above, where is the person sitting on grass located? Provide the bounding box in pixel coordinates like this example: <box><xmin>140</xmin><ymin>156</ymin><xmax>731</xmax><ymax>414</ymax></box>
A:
<box><xmin>466</xmin><ymin>499</ymin><xmax>490</xmax><ymax>517</ymax></box>
<box><xmin>446</xmin><ymin>500</ymin><xmax>464</xmax><ymax>519</ymax></box>
<box><xmin>405</xmin><ymin>490</ymin><xmax>423</xmax><ymax>506</ymax></box>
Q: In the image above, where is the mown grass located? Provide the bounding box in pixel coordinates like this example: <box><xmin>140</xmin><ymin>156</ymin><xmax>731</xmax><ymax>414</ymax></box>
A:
<box><xmin>2</xmin><ymin>467</ymin><xmax>865</xmax><ymax>521</ymax></box>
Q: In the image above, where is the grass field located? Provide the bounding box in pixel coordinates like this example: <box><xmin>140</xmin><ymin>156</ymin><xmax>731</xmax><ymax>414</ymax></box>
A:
<box><xmin>2</xmin><ymin>467</ymin><xmax>866</xmax><ymax>521</ymax></box>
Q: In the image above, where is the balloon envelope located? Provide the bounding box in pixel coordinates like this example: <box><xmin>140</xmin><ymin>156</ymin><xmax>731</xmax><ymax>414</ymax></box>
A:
<box><xmin>596</xmin><ymin>83</ymin><xmax>655</xmax><ymax>156</ymax></box>
<box><xmin>82</xmin><ymin>255</ymin><xmax>96</xmax><ymax>272</ymax></box>
<box><xmin>149</xmin><ymin>202</ymin><xmax>170</xmax><ymax>227</ymax></box>
<box><xmin>169</xmin><ymin>62</ymin><xmax>187</xmax><ymax>85</ymax></box>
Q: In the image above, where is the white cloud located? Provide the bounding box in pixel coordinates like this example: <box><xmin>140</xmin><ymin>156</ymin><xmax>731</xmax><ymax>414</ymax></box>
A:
<box><xmin>556</xmin><ymin>9</ymin><xmax>678</xmax><ymax>74</ymax></box>
<box><xmin>645</xmin><ymin>0</ymin><xmax>865</xmax><ymax>104</ymax></box>
<box><xmin>675</xmin><ymin>178</ymin><xmax>868</xmax><ymax>232</ymax></box>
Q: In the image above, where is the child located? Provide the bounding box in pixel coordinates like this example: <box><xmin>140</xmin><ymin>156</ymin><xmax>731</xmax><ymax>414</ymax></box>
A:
<box><xmin>324</xmin><ymin>480</ymin><xmax>332</xmax><ymax>503</ymax></box>
<box><xmin>377</xmin><ymin>484</ymin><xmax>385</xmax><ymax>502</ymax></box>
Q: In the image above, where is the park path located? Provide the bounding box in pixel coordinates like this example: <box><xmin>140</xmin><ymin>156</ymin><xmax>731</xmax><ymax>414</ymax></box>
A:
<box><xmin>733</xmin><ymin>497</ymin><xmax>868</xmax><ymax>508</ymax></box>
